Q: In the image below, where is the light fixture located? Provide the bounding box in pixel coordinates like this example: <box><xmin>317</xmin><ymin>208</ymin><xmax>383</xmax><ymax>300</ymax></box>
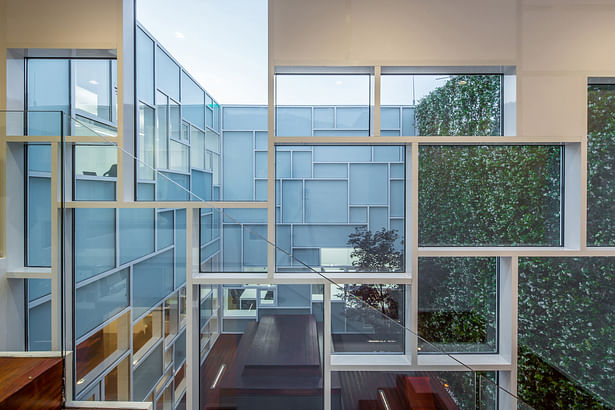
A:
<box><xmin>76</xmin><ymin>378</ymin><xmax>85</xmax><ymax>385</ymax></box>
<box><xmin>88</xmin><ymin>80</ymin><xmax>99</xmax><ymax>85</ymax></box>
<box><xmin>175</xmin><ymin>31</ymin><xmax>185</xmax><ymax>39</ymax></box>
<box><xmin>335</xmin><ymin>80</ymin><xmax>343</xmax><ymax>85</ymax></box>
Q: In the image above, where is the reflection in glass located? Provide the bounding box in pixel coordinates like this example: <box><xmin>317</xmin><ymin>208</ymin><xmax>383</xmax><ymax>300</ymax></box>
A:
<box><xmin>138</xmin><ymin>103</ymin><xmax>156</xmax><ymax>180</ymax></box>
<box><xmin>74</xmin><ymin>60</ymin><xmax>112</xmax><ymax>120</ymax></box>
<box><xmin>418</xmin><ymin>258</ymin><xmax>497</xmax><ymax>353</ymax></box>
<box><xmin>332</xmin><ymin>284</ymin><xmax>405</xmax><ymax>354</ymax></box>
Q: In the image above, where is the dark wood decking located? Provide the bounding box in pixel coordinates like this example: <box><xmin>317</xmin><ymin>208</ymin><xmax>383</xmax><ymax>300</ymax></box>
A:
<box><xmin>0</xmin><ymin>356</ymin><xmax>63</xmax><ymax>410</ymax></box>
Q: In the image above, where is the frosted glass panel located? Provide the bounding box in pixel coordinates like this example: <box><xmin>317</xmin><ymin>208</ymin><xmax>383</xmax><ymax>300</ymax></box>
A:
<box><xmin>136</xmin><ymin>28</ymin><xmax>154</xmax><ymax>105</ymax></box>
<box><xmin>349</xmin><ymin>164</ymin><xmax>388</xmax><ymax>205</ymax></box>
<box><xmin>223</xmin><ymin>225</ymin><xmax>241</xmax><ymax>272</ymax></box>
<box><xmin>28</xmin><ymin>301</ymin><xmax>51</xmax><ymax>351</ymax></box>
<box><xmin>75</xmin><ymin>268</ymin><xmax>129</xmax><ymax>339</ymax></box>
<box><xmin>314</xmin><ymin>146</ymin><xmax>371</xmax><ymax>162</ymax></box>
<box><xmin>223</xmin><ymin>106</ymin><xmax>267</xmax><ymax>130</ymax></box>
<box><xmin>282</xmin><ymin>180</ymin><xmax>303</xmax><ymax>223</ymax></box>
<box><xmin>119</xmin><ymin>208</ymin><xmax>155</xmax><ymax>264</ymax></box>
<box><xmin>350</xmin><ymin>207</ymin><xmax>367</xmax><ymax>223</ymax></box>
<box><xmin>156</xmin><ymin>47</ymin><xmax>180</xmax><ymax>100</ymax></box>
<box><xmin>28</xmin><ymin>279</ymin><xmax>51</xmax><ymax>302</ymax></box>
<box><xmin>157</xmin><ymin>171</ymin><xmax>189</xmax><ymax>201</ymax></box>
<box><xmin>191</xmin><ymin>170</ymin><xmax>212</xmax><ymax>201</ymax></box>
<box><xmin>133</xmin><ymin>250</ymin><xmax>174</xmax><ymax>317</ymax></box>
<box><xmin>175</xmin><ymin>210</ymin><xmax>186</xmax><ymax>288</ymax></box>
<box><xmin>390</xmin><ymin>180</ymin><xmax>404</xmax><ymax>218</ymax></box>
<box><xmin>255</xmin><ymin>151</ymin><xmax>267</xmax><ymax>178</ymax></box>
<box><xmin>181</xmin><ymin>72</ymin><xmax>205</xmax><ymax>129</ymax></box>
<box><xmin>336</xmin><ymin>107</ymin><xmax>369</xmax><ymax>129</ymax></box>
<box><xmin>75</xmin><ymin>209</ymin><xmax>116</xmax><ymax>283</ymax></box>
<box><xmin>169</xmin><ymin>140</ymin><xmax>189</xmax><ymax>173</ymax></box>
<box><xmin>255</xmin><ymin>180</ymin><xmax>267</xmax><ymax>201</ymax></box>
<box><xmin>223</xmin><ymin>131</ymin><xmax>253</xmax><ymax>200</ymax></box>
<box><xmin>369</xmin><ymin>207</ymin><xmax>388</xmax><ymax>232</ymax></box>
<box><xmin>74</xmin><ymin>179</ymin><xmax>115</xmax><ymax>201</ymax></box>
<box><xmin>374</xmin><ymin>146</ymin><xmax>401</xmax><ymax>162</ymax></box>
<box><xmin>381</xmin><ymin>107</ymin><xmax>400</xmax><ymax>129</ymax></box>
<box><xmin>276</xmin><ymin>151</ymin><xmax>291</xmax><ymax>178</ymax></box>
<box><xmin>133</xmin><ymin>343</ymin><xmax>163</xmax><ymax>401</ymax></box>
<box><xmin>28</xmin><ymin>144</ymin><xmax>51</xmax><ymax>173</ymax></box>
<box><xmin>138</xmin><ymin>103</ymin><xmax>155</xmax><ymax>181</ymax></box>
<box><xmin>27</xmin><ymin>176</ymin><xmax>51</xmax><ymax>266</ymax></box>
<box><xmin>305</xmin><ymin>180</ymin><xmax>348</xmax><ymax>223</ymax></box>
<box><xmin>190</xmin><ymin>128</ymin><xmax>205</xmax><ymax>170</ymax></box>
<box><xmin>292</xmin><ymin>151</ymin><xmax>312</xmax><ymax>178</ymax></box>
<box><xmin>255</xmin><ymin>131</ymin><xmax>268</xmax><ymax>149</ymax></box>
<box><xmin>276</xmin><ymin>107</ymin><xmax>311</xmax><ymax>136</ymax></box>
<box><xmin>314</xmin><ymin>107</ymin><xmax>334</xmax><ymax>128</ymax></box>
<box><xmin>243</xmin><ymin>225</ymin><xmax>267</xmax><ymax>267</ymax></box>
<box><xmin>277</xmin><ymin>284</ymin><xmax>312</xmax><ymax>307</ymax></box>
<box><xmin>27</xmin><ymin>59</ymin><xmax>69</xmax><ymax>136</ymax></box>
<box><xmin>157</xmin><ymin>211</ymin><xmax>174</xmax><ymax>250</ymax></box>
<box><xmin>313</xmin><ymin>163</ymin><xmax>347</xmax><ymax>178</ymax></box>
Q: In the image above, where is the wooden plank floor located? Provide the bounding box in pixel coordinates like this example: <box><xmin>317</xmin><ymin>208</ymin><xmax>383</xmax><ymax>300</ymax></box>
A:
<box><xmin>0</xmin><ymin>356</ymin><xmax>63</xmax><ymax>410</ymax></box>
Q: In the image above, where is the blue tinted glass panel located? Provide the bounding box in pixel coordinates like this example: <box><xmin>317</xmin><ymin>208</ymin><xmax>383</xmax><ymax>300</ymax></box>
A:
<box><xmin>313</xmin><ymin>146</ymin><xmax>371</xmax><ymax>162</ymax></box>
<box><xmin>176</xmin><ymin>210</ymin><xmax>186</xmax><ymax>288</ymax></box>
<box><xmin>133</xmin><ymin>343</ymin><xmax>163</xmax><ymax>401</ymax></box>
<box><xmin>255</xmin><ymin>180</ymin><xmax>267</xmax><ymax>201</ymax></box>
<box><xmin>349</xmin><ymin>164</ymin><xmax>388</xmax><ymax>205</ymax></box>
<box><xmin>349</xmin><ymin>207</ymin><xmax>368</xmax><ymax>223</ymax></box>
<box><xmin>27</xmin><ymin>59</ymin><xmax>68</xmax><ymax>136</ymax></box>
<box><xmin>223</xmin><ymin>208</ymin><xmax>267</xmax><ymax>223</ymax></box>
<box><xmin>293</xmin><ymin>225</ymin><xmax>360</xmax><ymax>248</ymax></box>
<box><xmin>155</xmin><ymin>47</ymin><xmax>180</xmax><ymax>100</ymax></box>
<box><xmin>255</xmin><ymin>131</ymin><xmax>268</xmax><ymax>150</ymax></box>
<box><xmin>314</xmin><ymin>107</ymin><xmax>335</xmax><ymax>128</ymax></box>
<box><xmin>138</xmin><ymin>183</ymin><xmax>155</xmax><ymax>200</ymax></box>
<box><xmin>381</xmin><ymin>107</ymin><xmax>400</xmax><ymax>129</ymax></box>
<box><xmin>255</xmin><ymin>152</ymin><xmax>267</xmax><ymax>178</ymax></box>
<box><xmin>136</xmin><ymin>28</ymin><xmax>154</xmax><ymax>105</ymax></box>
<box><xmin>374</xmin><ymin>146</ymin><xmax>400</xmax><ymax>162</ymax></box>
<box><xmin>336</xmin><ymin>107</ymin><xmax>369</xmax><ymax>129</ymax></box>
<box><xmin>276</xmin><ymin>151</ymin><xmax>291</xmax><ymax>178</ymax></box>
<box><xmin>381</xmin><ymin>130</ymin><xmax>401</xmax><ymax>136</ymax></box>
<box><xmin>28</xmin><ymin>301</ymin><xmax>51</xmax><ymax>351</ymax></box>
<box><xmin>119</xmin><ymin>208</ymin><xmax>155</xmax><ymax>264</ymax></box>
<box><xmin>276</xmin><ymin>107</ymin><xmax>311</xmax><ymax>136</ymax></box>
<box><xmin>223</xmin><ymin>106</ymin><xmax>267</xmax><ymax>130</ymax></box>
<box><xmin>223</xmin><ymin>131</ymin><xmax>253</xmax><ymax>200</ymax></box>
<box><xmin>390</xmin><ymin>180</ymin><xmax>404</xmax><ymax>218</ymax></box>
<box><xmin>292</xmin><ymin>151</ymin><xmax>312</xmax><ymax>178</ymax></box>
<box><xmin>28</xmin><ymin>279</ymin><xmax>51</xmax><ymax>302</ymax></box>
<box><xmin>313</xmin><ymin>130</ymin><xmax>370</xmax><ymax>137</ymax></box>
<box><xmin>243</xmin><ymin>225</ymin><xmax>267</xmax><ymax>267</ymax></box>
<box><xmin>75</xmin><ymin>268</ymin><xmax>129</xmax><ymax>339</ymax></box>
<box><xmin>369</xmin><ymin>207</ymin><xmax>388</xmax><ymax>232</ymax></box>
<box><xmin>281</xmin><ymin>180</ymin><xmax>303</xmax><ymax>223</ymax></box>
<box><xmin>292</xmin><ymin>249</ymin><xmax>319</xmax><ymax>267</ymax></box>
<box><xmin>277</xmin><ymin>284</ymin><xmax>312</xmax><ymax>307</ymax></box>
<box><xmin>276</xmin><ymin>225</ymin><xmax>292</xmax><ymax>266</ymax></box>
<box><xmin>223</xmin><ymin>225</ymin><xmax>241</xmax><ymax>271</ymax></box>
<box><xmin>390</xmin><ymin>163</ymin><xmax>404</xmax><ymax>179</ymax></box>
<box><xmin>313</xmin><ymin>163</ymin><xmax>348</xmax><ymax>178</ymax></box>
<box><xmin>74</xmin><ymin>179</ymin><xmax>116</xmax><ymax>201</ymax></box>
<box><xmin>28</xmin><ymin>144</ymin><xmax>51</xmax><ymax>172</ymax></box>
<box><xmin>191</xmin><ymin>169</ymin><xmax>212</xmax><ymax>201</ymax></box>
<box><xmin>401</xmin><ymin>108</ymin><xmax>415</xmax><ymax>136</ymax></box>
<box><xmin>133</xmin><ymin>250</ymin><xmax>174</xmax><ymax>317</ymax></box>
<box><xmin>181</xmin><ymin>72</ymin><xmax>205</xmax><ymax>129</ymax></box>
<box><xmin>157</xmin><ymin>211</ymin><xmax>174</xmax><ymax>250</ymax></box>
<box><xmin>157</xmin><ymin>171</ymin><xmax>189</xmax><ymax>201</ymax></box>
<box><xmin>75</xmin><ymin>209</ymin><xmax>115</xmax><ymax>283</ymax></box>
<box><xmin>174</xmin><ymin>330</ymin><xmax>186</xmax><ymax>370</ymax></box>
<box><xmin>305</xmin><ymin>180</ymin><xmax>348</xmax><ymax>223</ymax></box>
<box><xmin>27</xmin><ymin>176</ymin><xmax>51</xmax><ymax>266</ymax></box>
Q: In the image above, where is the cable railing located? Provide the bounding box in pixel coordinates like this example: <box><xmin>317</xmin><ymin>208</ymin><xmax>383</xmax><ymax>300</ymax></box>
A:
<box><xmin>1</xmin><ymin>109</ymin><xmax>540</xmax><ymax>409</ymax></box>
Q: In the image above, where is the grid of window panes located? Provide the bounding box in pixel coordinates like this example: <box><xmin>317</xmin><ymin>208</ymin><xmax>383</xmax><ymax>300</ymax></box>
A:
<box><xmin>136</xmin><ymin>26</ymin><xmax>221</xmax><ymax>202</ymax></box>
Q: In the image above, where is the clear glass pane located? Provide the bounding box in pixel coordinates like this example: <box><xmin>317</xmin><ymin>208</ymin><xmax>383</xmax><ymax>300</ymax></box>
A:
<box><xmin>381</xmin><ymin>74</ymin><xmax>502</xmax><ymax>136</ymax></box>
<box><xmin>27</xmin><ymin>59</ymin><xmax>69</xmax><ymax>135</ymax></box>
<box><xmin>332</xmin><ymin>284</ymin><xmax>405</xmax><ymax>354</ymax></box>
<box><xmin>156</xmin><ymin>91</ymin><xmax>168</xmax><ymax>169</ymax></box>
<box><xmin>418</xmin><ymin>258</ymin><xmax>497</xmax><ymax>353</ymax></box>
<box><xmin>419</xmin><ymin>145</ymin><xmax>562</xmax><ymax>246</ymax></box>
<box><xmin>73</xmin><ymin>59</ymin><xmax>112</xmax><ymax>121</ymax></box>
<box><xmin>169</xmin><ymin>140</ymin><xmax>189</xmax><ymax>173</ymax></box>
<box><xmin>137</xmin><ymin>27</ymin><xmax>155</xmax><ymax>105</ymax></box>
<box><xmin>181</xmin><ymin>72</ymin><xmax>205</xmax><ymax>129</ymax></box>
<box><xmin>138</xmin><ymin>103</ymin><xmax>156</xmax><ymax>180</ymax></box>
<box><xmin>276</xmin><ymin>145</ymin><xmax>405</xmax><ymax>272</ymax></box>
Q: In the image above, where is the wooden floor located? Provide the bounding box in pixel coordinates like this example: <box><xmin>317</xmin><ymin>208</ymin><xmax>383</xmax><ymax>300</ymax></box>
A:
<box><xmin>200</xmin><ymin>334</ymin><xmax>243</xmax><ymax>410</ymax></box>
<box><xmin>0</xmin><ymin>356</ymin><xmax>63</xmax><ymax>410</ymax></box>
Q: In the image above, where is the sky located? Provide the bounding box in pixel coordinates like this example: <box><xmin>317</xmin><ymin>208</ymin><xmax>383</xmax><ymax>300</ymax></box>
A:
<box><xmin>136</xmin><ymin>1</ymin><xmax>448</xmax><ymax>106</ymax></box>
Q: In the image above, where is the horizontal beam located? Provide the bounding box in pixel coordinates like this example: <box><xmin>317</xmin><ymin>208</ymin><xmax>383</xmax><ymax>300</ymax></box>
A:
<box><xmin>62</xmin><ymin>201</ymin><xmax>267</xmax><ymax>209</ymax></box>
<box><xmin>418</xmin><ymin>247</ymin><xmax>615</xmax><ymax>257</ymax></box>
<box><xmin>6</xmin><ymin>266</ymin><xmax>53</xmax><ymax>279</ymax></box>
<box><xmin>193</xmin><ymin>271</ymin><xmax>413</xmax><ymax>285</ymax></box>
<box><xmin>273</xmin><ymin>136</ymin><xmax>583</xmax><ymax>145</ymax></box>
